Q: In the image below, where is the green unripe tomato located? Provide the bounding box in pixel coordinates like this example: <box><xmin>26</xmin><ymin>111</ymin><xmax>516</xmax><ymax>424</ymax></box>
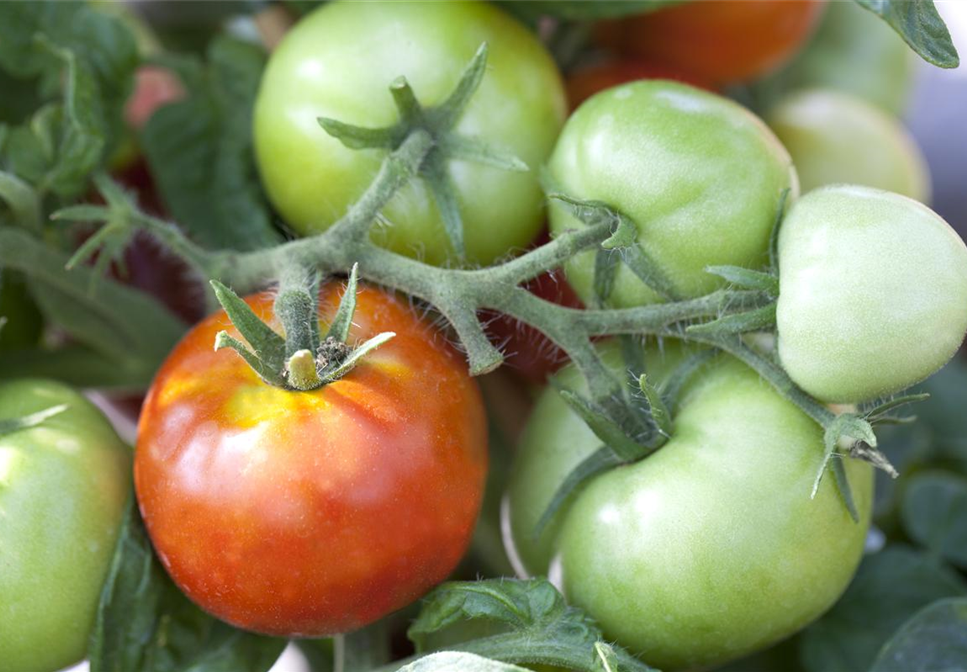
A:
<box><xmin>767</xmin><ymin>89</ymin><xmax>930</xmax><ymax>202</ymax></box>
<box><xmin>0</xmin><ymin>380</ymin><xmax>131</xmax><ymax>672</ymax></box>
<box><xmin>254</xmin><ymin>1</ymin><xmax>566</xmax><ymax>266</ymax></box>
<box><xmin>547</xmin><ymin>81</ymin><xmax>797</xmax><ymax>308</ymax></box>
<box><xmin>777</xmin><ymin>185</ymin><xmax>967</xmax><ymax>404</ymax></box>
<box><xmin>761</xmin><ymin>0</ymin><xmax>918</xmax><ymax>116</ymax></box>
<box><xmin>506</xmin><ymin>353</ymin><xmax>873</xmax><ymax>671</ymax></box>
<box><xmin>505</xmin><ymin>340</ymin><xmax>688</xmax><ymax>575</ymax></box>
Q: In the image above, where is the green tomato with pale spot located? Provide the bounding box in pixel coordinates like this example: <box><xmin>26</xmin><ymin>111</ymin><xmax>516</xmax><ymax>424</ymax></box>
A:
<box><xmin>767</xmin><ymin>89</ymin><xmax>930</xmax><ymax>202</ymax></box>
<box><xmin>505</xmin><ymin>348</ymin><xmax>872</xmax><ymax>671</ymax></box>
<box><xmin>254</xmin><ymin>0</ymin><xmax>566</xmax><ymax>267</ymax></box>
<box><xmin>777</xmin><ymin>185</ymin><xmax>967</xmax><ymax>404</ymax></box>
<box><xmin>0</xmin><ymin>379</ymin><xmax>131</xmax><ymax>672</ymax></box>
<box><xmin>547</xmin><ymin>81</ymin><xmax>797</xmax><ymax>308</ymax></box>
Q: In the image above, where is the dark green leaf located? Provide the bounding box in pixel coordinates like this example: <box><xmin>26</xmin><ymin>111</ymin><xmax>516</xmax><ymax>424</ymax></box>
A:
<box><xmin>0</xmin><ymin>345</ymin><xmax>154</xmax><ymax>391</ymax></box>
<box><xmin>854</xmin><ymin>0</ymin><xmax>959</xmax><ymax>68</ymax></box>
<box><xmin>0</xmin><ymin>227</ymin><xmax>184</xmax><ymax>380</ymax></box>
<box><xmin>799</xmin><ymin>546</ymin><xmax>967</xmax><ymax>672</ymax></box>
<box><xmin>870</xmin><ymin>597</ymin><xmax>967</xmax><ymax>672</ymax></box>
<box><xmin>90</xmin><ymin>498</ymin><xmax>286</xmax><ymax>672</ymax></box>
<box><xmin>901</xmin><ymin>472</ymin><xmax>967</xmax><ymax>570</ymax></box>
<box><xmin>141</xmin><ymin>36</ymin><xmax>281</xmax><ymax>251</ymax></box>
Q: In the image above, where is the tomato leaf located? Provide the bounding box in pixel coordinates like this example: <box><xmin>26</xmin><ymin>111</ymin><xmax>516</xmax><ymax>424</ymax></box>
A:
<box><xmin>869</xmin><ymin>597</ymin><xmax>967</xmax><ymax>672</ymax></box>
<box><xmin>141</xmin><ymin>36</ymin><xmax>282</xmax><ymax>251</ymax></box>
<box><xmin>0</xmin><ymin>171</ymin><xmax>40</xmax><ymax>230</ymax></box>
<box><xmin>397</xmin><ymin>652</ymin><xmax>530</xmax><ymax>672</ymax></box>
<box><xmin>403</xmin><ymin>578</ymin><xmax>656</xmax><ymax>672</ymax></box>
<box><xmin>901</xmin><ymin>472</ymin><xmax>967</xmax><ymax>571</ymax></box>
<box><xmin>90</xmin><ymin>498</ymin><xmax>287</xmax><ymax>672</ymax></box>
<box><xmin>0</xmin><ymin>227</ymin><xmax>184</xmax><ymax>388</ymax></box>
<box><xmin>0</xmin><ymin>2</ymin><xmax>138</xmax><ymax>197</ymax></box>
<box><xmin>799</xmin><ymin>546</ymin><xmax>967</xmax><ymax>672</ymax></box>
<box><xmin>854</xmin><ymin>0</ymin><xmax>959</xmax><ymax>69</ymax></box>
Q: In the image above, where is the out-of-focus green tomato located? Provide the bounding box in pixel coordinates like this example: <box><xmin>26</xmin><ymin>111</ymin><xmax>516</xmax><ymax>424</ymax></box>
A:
<box><xmin>767</xmin><ymin>89</ymin><xmax>930</xmax><ymax>202</ymax></box>
<box><xmin>760</xmin><ymin>0</ymin><xmax>918</xmax><ymax>116</ymax></box>
<box><xmin>0</xmin><ymin>379</ymin><xmax>132</xmax><ymax>672</ymax></box>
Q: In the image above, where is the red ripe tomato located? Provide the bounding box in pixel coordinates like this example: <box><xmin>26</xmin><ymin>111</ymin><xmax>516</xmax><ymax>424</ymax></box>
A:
<box><xmin>600</xmin><ymin>0</ymin><xmax>826</xmax><ymax>84</ymax></box>
<box><xmin>486</xmin><ymin>269</ymin><xmax>584</xmax><ymax>384</ymax></box>
<box><xmin>566</xmin><ymin>60</ymin><xmax>713</xmax><ymax>109</ymax></box>
<box><xmin>134</xmin><ymin>285</ymin><xmax>488</xmax><ymax>636</ymax></box>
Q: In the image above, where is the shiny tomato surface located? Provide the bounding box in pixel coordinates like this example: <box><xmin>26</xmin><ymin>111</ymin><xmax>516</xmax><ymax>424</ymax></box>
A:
<box><xmin>135</xmin><ymin>285</ymin><xmax>488</xmax><ymax>636</ymax></box>
<box><xmin>601</xmin><ymin>0</ymin><xmax>826</xmax><ymax>84</ymax></box>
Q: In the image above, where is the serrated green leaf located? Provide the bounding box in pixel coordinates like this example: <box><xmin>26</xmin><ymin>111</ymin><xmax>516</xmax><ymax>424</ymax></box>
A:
<box><xmin>855</xmin><ymin>0</ymin><xmax>959</xmax><ymax>68</ymax></box>
<box><xmin>141</xmin><ymin>36</ymin><xmax>281</xmax><ymax>251</ymax></box>
<box><xmin>0</xmin><ymin>227</ymin><xmax>184</xmax><ymax>378</ymax></box>
<box><xmin>89</xmin><ymin>498</ymin><xmax>287</xmax><ymax>672</ymax></box>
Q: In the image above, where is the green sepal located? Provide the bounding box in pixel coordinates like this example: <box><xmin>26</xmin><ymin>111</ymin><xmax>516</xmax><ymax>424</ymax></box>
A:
<box><xmin>556</xmin><ymin>388</ymin><xmax>645</xmax><ymax>462</ymax></box>
<box><xmin>326</xmin><ymin>263</ymin><xmax>359</xmax><ymax>343</ymax></box>
<box><xmin>830</xmin><ymin>456</ymin><xmax>860</xmax><ymax>523</ymax></box>
<box><xmin>705</xmin><ymin>265</ymin><xmax>780</xmax><ymax>295</ymax></box>
<box><xmin>864</xmin><ymin>393</ymin><xmax>931</xmax><ymax>425</ymax></box>
<box><xmin>686</xmin><ymin>302</ymin><xmax>777</xmax><ymax>336</ymax></box>
<box><xmin>317</xmin><ymin>117</ymin><xmax>403</xmax><ymax>151</ymax></box>
<box><xmin>0</xmin><ymin>403</ymin><xmax>68</xmax><ymax>438</ymax></box>
<box><xmin>210</xmin><ymin>280</ymin><xmax>286</xmax><ymax>375</ymax></box>
<box><xmin>214</xmin><ymin>332</ymin><xmax>286</xmax><ymax>388</ymax></box>
<box><xmin>319</xmin><ymin>332</ymin><xmax>396</xmax><ymax>384</ymax></box>
<box><xmin>423</xmin><ymin>155</ymin><xmax>465</xmax><ymax>259</ymax></box>
<box><xmin>532</xmin><ymin>445</ymin><xmax>623</xmax><ymax>541</ymax></box>
<box><xmin>439</xmin><ymin>135</ymin><xmax>528</xmax><ymax>172</ymax></box>
<box><xmin>428</xmin><ymin>42</ymin><xmax>488</xmax><ymax>129</ymax></box>
<box><xmin>592</xmin><ymin>248</ymin><xmax>617</xmax><ymax>308</ymax></box>
<box><xmin>638</xmin><ymin>374</ymin><xmax>672</xmax><ymax>439</ymax></box>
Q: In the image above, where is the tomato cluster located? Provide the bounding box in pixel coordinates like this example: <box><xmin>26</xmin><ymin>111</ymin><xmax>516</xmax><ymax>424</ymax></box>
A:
<box><xmin>4</xmin><ymin>2</ymin><xmax>966</xmax><ymax>672</ymax></box>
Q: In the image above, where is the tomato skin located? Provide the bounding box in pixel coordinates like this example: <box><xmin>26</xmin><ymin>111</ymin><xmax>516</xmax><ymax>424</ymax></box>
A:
<box><xmin>767</xmin><ymin>90</ymin><xmax>930</xmax><ymax>202</ymax></box>
<box><xmin>506</xmin><ymin>351</ymin><xmax>872</xmax><ymax>671</ymax></box>
<box><xmin>253</xmin><ymin>1</ymin><xmax>566</xmax><ymax>266</ymax></box>
<box><xmin>0</xmin><ymin>379</ymin><xmax>131</xmax><ymax>672</ymax></box>
<box><xmin>777</xmin><ymin>185</ymin><xmax>967</xmax><ymax>404</ymax></box>
<box><xmin>565</xmin><ymin>61</ymin><xmax>712</xmax><ymax>109</ymax></box>
<box><xmin>548</xmin><ymin>80</ymin><xmax>797</xmax><ymax>308</ymax></box>
<box><xmin>601</xmin><ymin>0</ymin><xmax>826</xmax><ymax>84</ymax></box>
<box><xmin>135</xmin><ymin>286</ymin><xmax>488</xmax><ymax>636</ymax></box>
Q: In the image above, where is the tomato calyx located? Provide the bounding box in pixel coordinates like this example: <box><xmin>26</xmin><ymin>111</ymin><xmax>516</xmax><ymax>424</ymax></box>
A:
<box><xmin>0</xmin><ymin>402</ymin><xmax>67</xmax><ymax>437</ymax></box>
<box><xmin>211</xmin><ymin>263</ymin><xmax>394</xmax><ymax>391</ymax></box>
<box><xmin>317</xmin><ymin>43</ymin><xmax>528</xmax><ymax>260</ymax></box>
